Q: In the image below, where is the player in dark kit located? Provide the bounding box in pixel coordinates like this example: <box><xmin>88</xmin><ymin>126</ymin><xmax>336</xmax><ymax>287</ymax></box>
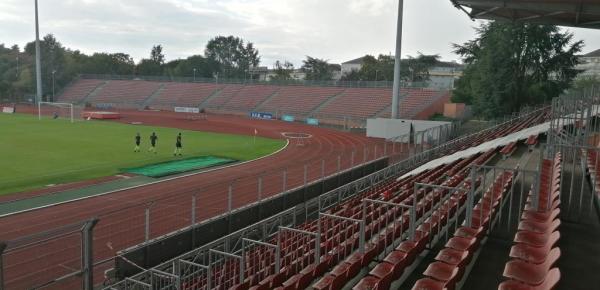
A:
<box><xmin>134</xmin><ymin>133</ymin><xmax>141</xmax><ymax>152</ymax></box>
<box><xmin>174</xmin><ymin>133</ymin><xmax>183</xmax><ymax>156</ymax></box>
<box><xmin>149</xmin><ymin>132</ymin><xmax>158</xmax><ymax>154</ymax></box>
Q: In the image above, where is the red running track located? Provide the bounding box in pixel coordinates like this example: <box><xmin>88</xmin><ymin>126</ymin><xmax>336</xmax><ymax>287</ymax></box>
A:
<box><xmin>0</xmin><ymin>110</ymin><xmax>389</xmax><ymax>289</ymax></box>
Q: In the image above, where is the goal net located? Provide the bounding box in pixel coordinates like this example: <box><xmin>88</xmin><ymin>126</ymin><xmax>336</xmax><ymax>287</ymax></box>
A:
<box><xmin>38</xmin><ymin>102</ymin><xmax>82</xmax><ymax>123</ymax></box>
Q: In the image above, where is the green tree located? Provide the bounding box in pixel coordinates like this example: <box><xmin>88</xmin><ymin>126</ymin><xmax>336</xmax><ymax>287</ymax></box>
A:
<box><xmin>340</xmin><ymin>53</ymin><xmax>437</xmax><ymax>82</ymax></box>
<box><xmin>150</xmin><ymin>45</ymin><xmax>165</xmax><ymax>64</ymax></box>
<box><xmin>205</xmin><ymin>36</ymin><xmax>260</xmax><ymax>79</ymax></box>
<box><xmin>302</xmin><ymin>56</ymin><xmax>334</xmax><ymax>81</ymax></box>
<box><xmin>168</xmin><ymin>55</ymin><xmax>220</xmax><ymax>79</ymax></box>
<box><xmin>573</xmin><ymin>75</ymin><xmax>600</xmax><ymax>90</ymax></box>
<box><xmin>24</xmin><ymin>34</ymin><xmax>67</xmax><ymax>100</ymax></box>
<box><xmin>136</xmin><ymin>45</ymin><xmax>165</xmax><ymax>76</ymax></box>
<box><xmin>401</xmin><ymin>53</ymin><xmax>440</xmax><ymax>82</ymax></box>
<box><xmin>271</xmin><ymin>60</ymin><xmax>294</xmax><ymax>81</ymax></box>
<box><xmin>453</xmin><ymin>21</ymin><xmax>582</xmax><ymax>118</ymax></box>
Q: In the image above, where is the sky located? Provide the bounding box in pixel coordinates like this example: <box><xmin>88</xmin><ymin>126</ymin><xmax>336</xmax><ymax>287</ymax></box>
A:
<box><xmin>1</xmin><ymin>0</ymin><xmax>599</xmax><ymax>68</ymax></box>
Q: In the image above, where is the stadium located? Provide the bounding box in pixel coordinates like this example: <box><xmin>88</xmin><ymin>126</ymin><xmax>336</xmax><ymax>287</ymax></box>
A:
<box><xmin>0</xmin><ymin>1</ymin><xmax>599</xmax><ymax>290</ymax></box>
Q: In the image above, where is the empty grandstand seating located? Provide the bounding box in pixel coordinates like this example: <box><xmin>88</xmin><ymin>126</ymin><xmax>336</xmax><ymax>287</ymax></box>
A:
<box><xmin>164</xmin><ymin>110</ymin><xmax>549</xmax><ymax>290</ymax></box>
<box><xmin>317</xmin><ymin>88</ymin><xmax>391</xmax><ymax>119</ymax></box>
<box><xmin>411</xmin><ymin>171</ymin><xmax>514</xmax><ymax>290</ymax></box>
<box><xmin>222</xmin><ymin>85</ymin><xmax>280</xmax><ymax>111</ymax></box>
<box><xmin>202</xmin><ymin>84</ymin><xmax>245</xmax><ymax>109</ymax></box>
<box><xmin>57</xmin><ymin>79</ymin><xmax>104</xmax><ymax>104</ymax></box>
<box><xmin>259</xmin><ymin>86</ymin><xmax>344</xmax><ymax>115</ymax></box>
<box><xmin>86</xmin><ymin>80</ymin><xmax>161</xmax><ymax>106</ymax></box>
<box><xmin>61</xmin><ymin>78</ymin><xmax>452</xmax><ymax>121</ymax></box>
<box><xmin>498</xmin><ymin>152</ymin><xmax>562</xmax><ymax>290</ymax></box>
<box><xmin>151</xmin><ymin>82</ymin><xmax>223</xmax><ymax>108</ymax></box>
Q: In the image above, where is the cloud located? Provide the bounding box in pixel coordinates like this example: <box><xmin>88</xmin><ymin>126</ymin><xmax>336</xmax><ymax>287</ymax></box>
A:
<box><xmin>0</xmin><ymin>0</ymin><xmax>598</xmax><ymax>68</ymax></box>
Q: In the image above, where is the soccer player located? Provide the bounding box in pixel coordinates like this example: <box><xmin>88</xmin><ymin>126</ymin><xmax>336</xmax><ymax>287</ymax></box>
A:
<box><xmin>149</xmin><ymin>132</ymin><xmax>158</xmax><ymax>154</ymax></box>
<box><xmin>174</xmin><ymin>133</ymin><xmax>183</xmax><ymax>156</ymax></box>
<box><xmin>134</xmin><ymin>133</ymin><xmax>141</xmax><ymax>152</ymax></box>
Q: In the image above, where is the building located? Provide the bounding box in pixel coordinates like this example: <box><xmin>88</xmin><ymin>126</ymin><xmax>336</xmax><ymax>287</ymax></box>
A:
<box><xmin>341</xmin><ymin>56</ymin><xmax>464</xmax><ymax>89</ymax></box>
<box><xmin>577</xmin><ymin>49</ymin><xmax>600</xmax><ymax>78</ymax></box>
<box><xmin>428</xmin><ymin>61</ymin><xmax>464</xmax><ymax>89</ymax></box>
<box><xmin>341</xmin><ymin>57</ymin><xmax>367</xmax><ymax>76</ymax></box>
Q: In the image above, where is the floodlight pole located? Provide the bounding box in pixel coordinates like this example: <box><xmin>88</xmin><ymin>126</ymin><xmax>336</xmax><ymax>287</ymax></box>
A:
<box><xmin>35</xmin><ymin>0</ymin><xmax>43</xmax><ymax>104</ymax></box>
<box><xmin>391</xmin><ymin>0</ymin><xmax>404</xmax><ymax>119</ymax></box>
<box><xmin>52</xmin><ymin>70</ymin><xmax>56</xmax><ymax>101</ymax></box>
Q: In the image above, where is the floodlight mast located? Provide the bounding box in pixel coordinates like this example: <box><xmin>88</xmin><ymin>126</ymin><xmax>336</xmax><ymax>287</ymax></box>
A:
<box><xmin>35</xmin><ymin>0</ymin><xmax>43</xmax><ymax>104</ymax></box>
<box><xmin>391</xmin><ymin>0</ymin><xmax>404</xmax><ymax>119</ymax></box>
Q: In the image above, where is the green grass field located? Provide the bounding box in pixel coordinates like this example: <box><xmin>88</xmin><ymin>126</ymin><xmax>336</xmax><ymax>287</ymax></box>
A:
<box><xmin>0</xmin><ymin>114</ymin><xmax>286</xmax><ymax>196</ymax></box>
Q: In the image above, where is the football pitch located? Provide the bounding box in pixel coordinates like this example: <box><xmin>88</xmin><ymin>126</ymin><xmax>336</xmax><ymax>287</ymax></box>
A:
<box><xmin>0</xmin><ymin>113</ymin><xmax>286</xmax><ymax>196</ymax></box>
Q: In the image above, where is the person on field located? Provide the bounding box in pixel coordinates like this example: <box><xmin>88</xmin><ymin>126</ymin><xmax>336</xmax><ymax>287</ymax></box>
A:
<box><xmin>149</xmin><ymin>132</ymin><xmax>158</xmax><ymax>154</ymax></box>
<box><xmin>174</xmin><ymin>133</ymin><xmax>183</xmax><ymax>156</ymax></box>
<box><xmin>134</xmin><ymin>133</ymin><xmax>141</xmax><ymax>152</ymax></box>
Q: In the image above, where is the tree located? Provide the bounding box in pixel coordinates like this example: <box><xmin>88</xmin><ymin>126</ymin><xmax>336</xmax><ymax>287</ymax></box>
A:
<box><xmin>150</xmin><ymin>45</ymin><xmax>165</xmax><ymax>64</ymax></box>
<box><xmin>302</xmin><ymin>56</ymin><xmax>334</xmax><ymax>81</ymax></box>
<box><xmin>271</xmin><ymin>60</ymin><xmax>294</xmax><ymax>81</ymax></box>
<box><xmin>401</xmin><ymin>53</ymin><xmax>440</xmax><ymax>82</ymax></box>
<box><xmin>25</xmin><ymin>34</ymin><xmax>67</xmax><ymax>100</ymax></box>
<box><xmin>136</xmin><ymin>45</ymin><xmax>165</xmax><ymax>76</ymax></box>
<box><xmin>573</xmin><ymin>75</ymin><xmax>600</xmax><ymax>90</ymax></box>
<box><xmin>340</xmin><ymin>53</ymin><xmax>436</xmax><ymax>82</ymax></box>
<box><xmin>453</xmin><ymin>21</ymin><xmax>582</xmax><ymax>119</ymax></box>
<box><xmin>205</xmin><ymin>36</ymin><xmax>260</xmax><ymax>79</ymax></box>
<box><xmin>168</xmin><ymin>55</ymin><xmax>220</xmax><ymax>79</ymax></box>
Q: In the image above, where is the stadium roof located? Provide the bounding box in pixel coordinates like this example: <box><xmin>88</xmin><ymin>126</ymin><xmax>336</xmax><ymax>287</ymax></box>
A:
<box><xmin>451</xmin><ymin>0</ymin><xmax>600</xmax><ymax>30</ymax></box>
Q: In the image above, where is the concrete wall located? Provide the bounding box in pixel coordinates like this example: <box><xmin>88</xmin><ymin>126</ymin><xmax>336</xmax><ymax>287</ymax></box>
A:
<box><xmin>444</xmin><ymin>103</ymin><xmax>466</xmax><ymax>119</ymax></box>
<box><xmin>367</xmin><ymin>118</ymin><xmax>451</xmax><ymax>142</ymax></box>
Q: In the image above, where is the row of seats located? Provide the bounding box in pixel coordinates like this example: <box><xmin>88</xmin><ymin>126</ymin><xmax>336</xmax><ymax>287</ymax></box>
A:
<box><xmin>499</xmin><ymin>153</ymin><xmax>562</xmax><ymax>290</ymax></box>
<box><xmin>585</xmin><ymin>149</ymin><xmax>600</xmax><ymax>198</ymax></box>
<box><xmin>58</xmin><ymin>79</ymin><xmax>104</xmax><ymax>103</ymax></box>
<box><xmin>412</xmin><ymin>171</ymin><xmax>514</xmax><ymax>290</ymax></box>
<box><xmin>500</xmin><ymin>142</ymin><xmax>518</xmax><ymax>159</ymax></box>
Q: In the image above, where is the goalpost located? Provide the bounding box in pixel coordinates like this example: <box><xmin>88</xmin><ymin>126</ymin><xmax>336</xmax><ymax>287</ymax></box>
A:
<box><xmin>38</xmin><ymin>101</ymin><xmax>77</xmax><ymax>123</ymax></box>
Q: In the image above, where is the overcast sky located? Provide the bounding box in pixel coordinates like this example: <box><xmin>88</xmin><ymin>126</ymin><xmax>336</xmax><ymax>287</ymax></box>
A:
<box><xmin>1</xmin><ymin>0</ymin><xmax>599</xmax><ymax>68</ymax></box>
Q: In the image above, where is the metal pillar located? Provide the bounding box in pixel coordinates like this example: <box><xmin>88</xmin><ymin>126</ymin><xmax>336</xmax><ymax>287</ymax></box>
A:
<box><xmin>258</xmin><ymin>175</ymin><xmax>263</xmax><ymax>201</ymax></box>
<box><xmin>0</xmin><ymin>241</ymin><xmax>6</xmax><ymax>290</ymax></box>
<box><xmin>228</xmin><ymin>183</ymin><xmax>233</xmax><ymax>213</ymax></box>
<box><xmin>391</xmin><ymin>0</ymin><xmax>404</xmax><ymax>119</ymax></box>
<box><xmin>82</xmin><ymin>218</ymin><xmax>99</xmax><ymax>290</ymax></box>
<box><xmin>35</xmin><ymin>0</ymin><xmax>43</xmax><ymax>104</ymax></box>
<box><xmin>283</xmin><ymin>168</ymin><xmax>287</xmax><ymax>192</ymax></box>
<box><xmin>191</xmin><ymin>194</ymin><xmax>197</xmax><ymax>225</ymax></box>
<box><xmin>145</xmin><ymin>205</ymin><xmax>151</xmax><ymax>241</ymax></box>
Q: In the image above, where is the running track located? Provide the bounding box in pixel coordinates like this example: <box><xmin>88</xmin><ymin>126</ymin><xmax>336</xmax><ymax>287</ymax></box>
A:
<box><xmin>0</xmin><ymin>110</ymin><xmax>389</xmax><ymax>289</ymax></box>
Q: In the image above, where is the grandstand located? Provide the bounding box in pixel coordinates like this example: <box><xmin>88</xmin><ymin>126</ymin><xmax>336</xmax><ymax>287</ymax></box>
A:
<box><xmin>56</xmin><ymin>76</ymin><xmax>452</xmax><ymax>125</ymax></box>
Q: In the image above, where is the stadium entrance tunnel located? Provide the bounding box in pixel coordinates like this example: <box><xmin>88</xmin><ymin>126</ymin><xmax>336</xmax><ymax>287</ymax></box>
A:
<box><xmin>112</xmin><ymin>157</ymin><xmax>388</xmax><ymax>279</ymax></box>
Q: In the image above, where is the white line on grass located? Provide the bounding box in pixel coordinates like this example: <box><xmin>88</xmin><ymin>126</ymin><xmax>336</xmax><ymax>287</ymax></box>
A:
<box><xmin>0</xmin><ymin>140</ymin><xmax>289</xmax><ymax>218</ymax></box>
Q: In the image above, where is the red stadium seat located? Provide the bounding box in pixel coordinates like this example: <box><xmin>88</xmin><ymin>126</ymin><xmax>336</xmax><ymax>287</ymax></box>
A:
<box><xmin>503</xmin><ymin>248</ymin><xmax>560</xmax><ymax>285</ymax></box>
<box><xmin>498</xmin><ymin>268</ymin><xmax>560</xmax><ymax>290</ymax></box>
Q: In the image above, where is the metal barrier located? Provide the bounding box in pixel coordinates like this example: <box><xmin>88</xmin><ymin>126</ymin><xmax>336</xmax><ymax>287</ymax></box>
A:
<box><xmin>0</xmin><ymin>218</ymin><xmax>97</xmax><ymax>290</ymax></box>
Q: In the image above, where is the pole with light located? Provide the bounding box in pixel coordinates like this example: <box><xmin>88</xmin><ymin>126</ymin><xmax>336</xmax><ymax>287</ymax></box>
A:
<box><xmin>52</xmin><ymin>70</ymin><xmax>56</xmax><ymax>101</ymax></box>
<box><xmin>34</xmin><ymin>0</ymin><xmax>43</xmax><ymax>104</ymax></box>
<box><xmin>391</xmin><ymin>0</ymin><xmax>404</xmax><ymax>119</ymax></box>
<box><xmin>193</xmin><ymin>68</ymin><xmax>197</xmax><ymax>82</ymax></box>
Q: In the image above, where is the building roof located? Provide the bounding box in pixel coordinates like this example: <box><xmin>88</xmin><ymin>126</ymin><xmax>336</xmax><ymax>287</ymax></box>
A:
<box><xmin>342</xmin><ymin>57</ymin><xmax>366</xmax><ymax>65</ymax></box>
<box><xmin>583</xmin><ymin>49</ymin><xmax>600</xmax><ymax>57</ymax></box>
<box><xmin>451</xmin><ymin>0</ymin><xmax>600</xmax><ymax>30</ymax></box>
